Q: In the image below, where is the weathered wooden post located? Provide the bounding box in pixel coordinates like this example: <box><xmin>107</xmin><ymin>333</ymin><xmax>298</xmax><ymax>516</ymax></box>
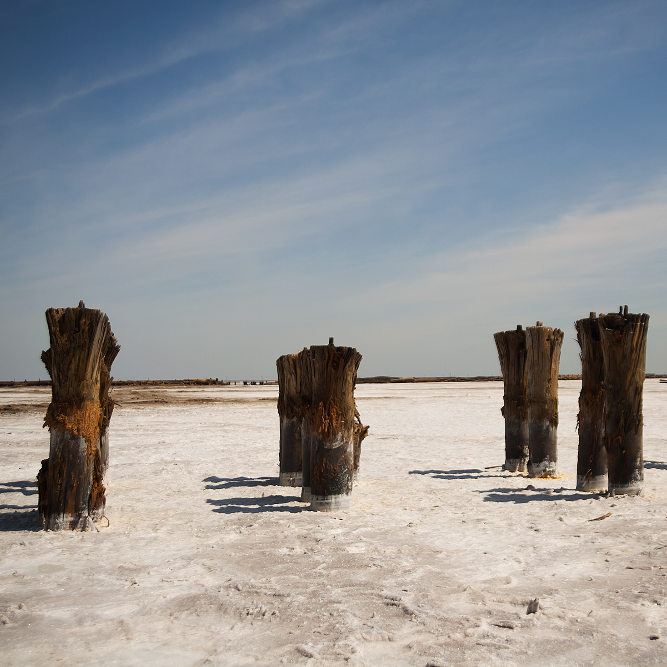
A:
<box><xmin>298</xmin><ymin>347</ymin><xmax>314</xmax><ymax>502</ymax></box>
<box><xmin>599</xmin><ymin>307</ymin><xmax>649</xmax><ymax>495</ymax></box>
<box><xmin>526</xmin><ymin>322</ymin><xmax>563</xmax><ymax>478</ymax></box>
<box><xmin>308</xmin><ymin>338</ymin><xmax>362</xmax><ymax>511</ymax></box>
<box><xmin>494</xmin><ymin>325</ymin><xmax>529</xmax><ymax>472</ymax></box>
<box><xmin>575</xmin><ymin>313</ymin><xmax>607</xmax><ymax>491</ymax></box>
<box><xmin>37</xmin><ymin>302</ymin><xmax>119</xmax><ymax>530</ymax></box>
<box><xmin>276</xmin><ymin>353</ymin><xmax>302</xmax><ymax>487</ymax></box>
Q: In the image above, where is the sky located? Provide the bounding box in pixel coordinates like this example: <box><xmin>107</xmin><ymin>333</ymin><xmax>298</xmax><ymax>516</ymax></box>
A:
<box><xmin>1</xmin><ymin>0</ymin><xmax>666</xmax><ymax>381</ymax></box>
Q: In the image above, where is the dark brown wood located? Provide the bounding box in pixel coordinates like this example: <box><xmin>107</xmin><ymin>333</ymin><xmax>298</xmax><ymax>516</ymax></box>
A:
<box><xmin>298</xmin><ymin>347</ymin><xmax>314</xmax><ymax>502</ymax></box>
<box><xmin>599</xmin><ymin>309</ymin><xmax>649</xmax><ymax>495</ymax></box>
<box><xmin>307</xmin><ymin>339</ymin><xmax>362</xmax><ymax>511</ymax></box>
<box><xmin>494</xmin><ymin>326</ymin><xmax>529</xmax><ymax>472</ymax></box>
<box><xmin>276</xmin><ymin>353</ymin><xmax>302</xmax><ymax>487</ymax></box>
<box><xmin>37</xmin><ymin>303</ymin><xmax>119</xmax><ymax>530</ymax></box>
<box><xmin>526</xmin><ymin>323</ymin><xmax>563</xmax><ymax>478</ymax></box>
<box><xmin>575</xmin><ymin>315</ymin><xmax>607</xmax><ymax>491</ymax></box>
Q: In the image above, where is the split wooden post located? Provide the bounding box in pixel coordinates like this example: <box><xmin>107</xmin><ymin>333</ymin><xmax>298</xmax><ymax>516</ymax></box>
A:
<box><xmin>37</xmin><ymin>303</ymin><xmax>119</xmax><ymax>530</ymax></box>
<box><xmin>276</xmin><ymin>353</ymin><xmax>302</xmax><ymax>487</ymax></box>
<box><xmin>575</xmin><ymin>313</ymin><xmax>607</xmax><ymax>491</ymax></box>
<box><xmin>298</xmin><ymin>347</ymin><xmax>314</xmax><ymax>502</ymax></box>
<box><xmin>308</xmin><ymin>338</ymin><xmax>362</xmax><ymax>511</ymax></box>
<box><xmin>493</xmin><ymin>325</ymin><xmax>529</xmax><ymax>472</ymax></box>
<box><xmin>598</xmin><ymin>307</ymin><xmax>649</xmax><ymax>495</ymax></box>
<box><xmin>526</xmin><ymin>322</ymin><xmax>563</xmax><ymax>478</ymax></box>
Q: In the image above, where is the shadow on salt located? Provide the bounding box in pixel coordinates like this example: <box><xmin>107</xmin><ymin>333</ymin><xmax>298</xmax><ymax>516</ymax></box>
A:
<box><xmin>0</xmin><ymin>480</ymin><xmax>40</xmax><ymax>532</ymax></box>
<box><xmin>480</xmin><ymin>488</ymin><xmax>600</xmax><ymax>503</ymax></box>
<box><xmin>645</xmin><ymin>460</ymin><xmax>667</xmax><ymax>470</ymax></box>
<box><xmin>203</xmin><ymin>475</ymin><xmax>278</xmax><ymax>490</ymax></box>
<box><xmin>206</xmin><ymin>495</ymin><xmax>302</xmax><ymax>514</ymax></box>
<box><xmin>0</xmin><ymin>480</ymin><xmax>37</xmax><ymax>496</ymax></box>
<box><xmin>0</xmin><ymin>509</ymin><xmax>40</xmax><ymax>532</ymax></box>
<box><xmin>204</xmin><ymin>475</ymin><xmax>302</xmax><ymax>513</ymax></box>
<box><xmin>408</xmin><ymin>468</ymin><xmax>507</xmax><ymax>480</ymax></box>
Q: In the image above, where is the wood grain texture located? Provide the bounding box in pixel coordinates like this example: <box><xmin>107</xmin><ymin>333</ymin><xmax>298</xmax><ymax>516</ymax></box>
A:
<box><xmin>308</xmin><ymin>341</ymin><xmax>362</xmax><ymax>511</ymax></box>
<box><xmin>526</xmin><ymin>324</ymin><xmax>563</xmax><ymax>478</ymax></box>
<box><xmin>599</xmin><ymin>310</ymin><xmax>649</xmax><ymax>495</ymax></box>
<box><xmin>575</xmin><ymin>316</ymin><xmax>607</xmax><ymax>491</ymax></box>
<box><xmin>276</xmin><ymin>353</ymin><xmax>302</xmax><ymax>486</ymax></box>
<box><xmin>37</xmin><ymin>304</ymin><xmax>119</xmax><ymax>530</ymax></box>
<box><xmin>298</xmin><ymin>347</ymin><xmax>314</xmax><ymax>502</ymax></box>
<box><xmin>494</xmin><ymin>328</ymin><xmax>529</xmax><ymax>472</ymax></box>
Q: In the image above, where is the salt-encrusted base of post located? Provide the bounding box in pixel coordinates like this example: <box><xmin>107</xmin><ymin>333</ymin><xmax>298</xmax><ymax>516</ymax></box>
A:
<box><xmin>298</xmin><ymin>347</ymin><xmax>313</xmax><ymax>503</ymax></box>
<box><xmin>576</xmin><ymin>313</ymin><xmax>607</xmax><ymax>492</ymax></box>
<box><xmin>309</xmin><ymin>338</ymin><xmax>362</xmax><ymax>512</ymax></box>
<box><xmin>310</xmin><ymin>493</ymin><xmax>354</xmax><ymax>511</ymax></box>
<box><xmin>37</xmin><ymin>303</ymin><xmax>119</xmax><ymax>531</ymax></box>
<box><xmin>599</xmin><ymin>307</ymin><xmax>649</xmax><ymax>496</ymax></box>
<box><xmin>276</xmin><ymin>353</ymin><xmax>303</xmax><ymax>487</ymax></box>
<box><xmin>526</xmin><ymin>322</ymin><xmax>563</xmax><ymax>478</ymax></box>
<box><xmin>494</xmin><ymin>325</ymin><xmax>529</xmax><ymax>472</ymax></box>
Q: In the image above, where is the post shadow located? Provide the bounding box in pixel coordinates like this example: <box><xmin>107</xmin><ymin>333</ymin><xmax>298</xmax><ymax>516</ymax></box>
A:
<box><xmin>645</xmin><ymin>460</ymin><xmax>667</xmax><ymax>470</ymax></box>
<box><xmin>203</xmin><ymin>476</ymin><xmax>278</xmax><ymax>490</ymax></box>
<box><xmin>408</xmin><ymin>469</ymin><xmax>509</xmax><ymax>480</ymax></box>
<box><xmin>0</xmin><ymin>481</ymin><xmax>38</xmax><ymax>495</ymax></box>
<box><xmin>206</xmin><ymin>495</ymin><xmax>304</xmax><ymax>514</ymax></box>
<box><xmin>0</xmin><ymin>509</ymin><xmax>40</xmax><ymax>532</ymax></box>
<box><xmin>480</xmin><ymin>487</ymin><xmax>601</xmax><ymax>503</ymax></box>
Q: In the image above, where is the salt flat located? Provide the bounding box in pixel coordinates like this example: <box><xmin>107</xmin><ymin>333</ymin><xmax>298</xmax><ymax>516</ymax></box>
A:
<box><xmin>1</xmin><ymin>380</ymin><xmax>667</xmax><ymax>666</ymax></box>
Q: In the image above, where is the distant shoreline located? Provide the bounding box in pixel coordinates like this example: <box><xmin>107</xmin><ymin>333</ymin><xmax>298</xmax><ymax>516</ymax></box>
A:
<box><xmin>2</xmin><ymin>374</ymin><xmax>666</xmax><ymax>388</ymax></box>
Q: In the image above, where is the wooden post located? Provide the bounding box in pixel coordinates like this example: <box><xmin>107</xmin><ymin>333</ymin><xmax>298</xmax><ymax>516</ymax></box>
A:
<box><xmin>493</xmin><ymin>325</ymin><xmax>529</xmax><ymax>472</ymax></box>
<box><xmin>308</xmin><ymin>338</ymin><xmax>362</xmax><ymax>511</ymax></box>
<box><xmin>575</xmin><ymin>313</ymin><xmax>607</xmax><ymax>491</ymax></box>
<box><xmin>526</xmin><ymin>322</ymin><xmax>563</xmax><ymax>478</ymax></box>
<box><xmin>298</xmin><ymin>347</ymin><xmax>314</xmax><ymax>502</ymax></box>
<box><xmin>276</xmin><ymin>353</ymin><xmax>302</xmax><ymax>487</ymax></box>
<box><xmin>37</xmin><ymin>303</ymin><xmax>119</xmax><ymax>530</ymax></box>
<box><xmin>599</xmin><ymin>308</ymin><xmax>649</xmax><ymax>495</ymax></box>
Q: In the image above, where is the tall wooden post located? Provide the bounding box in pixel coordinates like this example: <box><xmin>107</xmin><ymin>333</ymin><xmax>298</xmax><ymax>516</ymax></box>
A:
<box><xmin>526</xmin><ymin>322</ymin><xmax>563</xmax><ymax>478</ymax></box>
<box><xmin>575</xmin><ymin>313</ymin><xmax>607</xmax><ymax>491</ymax></box>
<box><xmin>494</xmin><ymin>325</ymin><xmax>529</xmax><ymax>472</ymax></box>
<box><xmin>276</xmin><ymin>353</ymin><xmax>302</xmax><ymax>487</ymax></box>
<box><xmin>599</xmin><ymin>307</ymin><xmax>649</xmax><ymax>495</ymax></box>
<box><xmin>298</xmin><ymin>347</ymin><xmax>313</xmax><ymax>503</ymax></box>
<box><xmin>298</xmin><ymin>347</ymin><xmax>314</xmax><ymax>502</ymax></box>
<box><xmin>37</xmin><ymin>303</ymin><xmax>119</xmax><ymax>531</ymax></box>
<box><xmin>308</xmin><ymin>338</ymin><xmax>362</xmax><ymax>511</ymax></box>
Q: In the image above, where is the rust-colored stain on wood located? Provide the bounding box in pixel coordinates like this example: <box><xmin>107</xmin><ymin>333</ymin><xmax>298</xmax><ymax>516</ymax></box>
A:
<box><xmin>314</xmin><ymin>397</ymin><xmax>344</xmax><ymax>443</ymax></box>
<box><xmin>278</xmin><ymin>340</ymin><xmax>365</xmax><ymax>502</ymax></box>
<box><xmin>38</xmin><ymin>303</ymin><xmax>119</xmax><ymax>531</ymax></box>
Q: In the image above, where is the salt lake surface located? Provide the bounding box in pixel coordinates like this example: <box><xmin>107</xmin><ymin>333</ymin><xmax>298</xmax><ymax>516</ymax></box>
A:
<box><xmin>1</xmin><ymin>381</ymin><xmax>667</xmax><ymax>666</ymax></box>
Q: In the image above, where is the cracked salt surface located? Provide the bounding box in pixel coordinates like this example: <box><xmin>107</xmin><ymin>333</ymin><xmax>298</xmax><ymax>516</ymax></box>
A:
<box><xmin>1</xmin><ymin>380</ymin><xmax>667</xmax><ymax>666</ymax></box>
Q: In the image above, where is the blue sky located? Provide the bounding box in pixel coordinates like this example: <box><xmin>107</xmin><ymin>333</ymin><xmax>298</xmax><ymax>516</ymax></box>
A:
<box><xmin>1</xmin><ymin>0</ymin><xmax>666</xmax><ymax>380</ymax></box>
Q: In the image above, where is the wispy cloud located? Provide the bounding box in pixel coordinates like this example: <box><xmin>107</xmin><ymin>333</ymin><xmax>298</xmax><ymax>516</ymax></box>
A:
<box><xmin>4</xmin><ymin>0</ymin><xmax>331</xmax><ymax>121</ymax></box>
<box><xmin>363</xmin><ymin>188</ymin><xmax>667</xmax><ymax>312</ymax></box>
<box><xmin>1</xmin><ymin>1</ymin><xmax>666</xmax><ymax>379</ymax></box>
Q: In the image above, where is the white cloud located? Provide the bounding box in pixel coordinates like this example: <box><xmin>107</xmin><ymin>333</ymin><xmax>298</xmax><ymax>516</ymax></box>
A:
<box><xmin>363</xmin><ymin>190</ymin><xmax>667</xmax><ymax>310</ymax></box>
